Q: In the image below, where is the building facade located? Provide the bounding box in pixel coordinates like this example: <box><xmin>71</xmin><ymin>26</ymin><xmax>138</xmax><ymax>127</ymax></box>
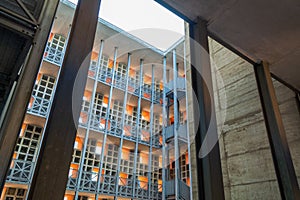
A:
<box><xmin>1</xmin><ymin>1</ymin><xmax>193</xmax><ymax>199</ymax></box>
<box><xmin>1</xmin><ymin>0</ymin><xmax>299</xmax><ymax>200</ymax></box>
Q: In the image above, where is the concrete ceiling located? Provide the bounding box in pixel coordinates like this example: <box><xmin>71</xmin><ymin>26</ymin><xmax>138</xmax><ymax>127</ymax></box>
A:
<box><xmin>157</xmin><ymin>0</ymin><xmax>300</xmax><ymax>90</ymax></box>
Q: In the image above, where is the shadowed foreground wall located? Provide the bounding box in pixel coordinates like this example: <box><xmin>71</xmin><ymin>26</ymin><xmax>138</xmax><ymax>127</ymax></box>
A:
<box><xmin>209</xmin><ymin>39</ymin><xmax>299</xmax><ymax>199</ymax></box>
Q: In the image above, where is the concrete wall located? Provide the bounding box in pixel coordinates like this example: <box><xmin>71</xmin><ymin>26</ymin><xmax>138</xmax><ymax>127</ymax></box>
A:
<box><xmin>208</xmin><ymin>39</ymin><xmax>300</xmax><ymax>199</ymax></box>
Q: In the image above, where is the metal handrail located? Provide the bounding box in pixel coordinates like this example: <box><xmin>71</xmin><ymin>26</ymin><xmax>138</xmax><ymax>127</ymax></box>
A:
<box><xmin>165</xmin><ymin>123</ymin><xmax>188</xmax><ymax>142</ymax></box>
<box><xmin>135</xmin><ymin>180</ymin><xmax>148</xmax><ymax>198</ymax></box>
<box><xmin>6</xmin><ymin>159</ymin><xmax>35</xmax><ymax>184</ymax></box>
<box><xmin>79</xmin><ymin>171</ymin><xmax>98</xmax><ymax>192</ymax></box>
<box><xmin>44</xmin><ymin>44</ymin><xmax>65</xmax><ymax>66</ymax></box>
<box><xmin>179</xmin><ymin>180</ymin><xmax>190</xmax><ymax>200</ymax></box>
<box><xmin>27</xmin><ymin>95</ymin><xmax>51</xmax><ymax>117</ymax></box>
<box><xmin>67</xmin><ymin>169</ymin><xmax>78</xmax><ymax>190</ymax></box>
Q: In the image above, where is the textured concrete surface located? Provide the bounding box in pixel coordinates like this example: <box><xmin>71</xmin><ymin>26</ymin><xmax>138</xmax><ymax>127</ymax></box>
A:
<box><xmin>208</xmin><ymin>38</ymin><xmax>300</xmax><ymax>199</ymax></box>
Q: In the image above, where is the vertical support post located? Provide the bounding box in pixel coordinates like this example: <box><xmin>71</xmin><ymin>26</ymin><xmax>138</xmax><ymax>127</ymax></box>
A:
<box><xmin>132</xmin><ymin>59</ymin><xmax>144</xmax><ymax>198</ymax></box>
<box><xmin>162</xmin><ymin>57</ymin><xmax>167</xmax><ymax>200</ymax></box>
<box><xmin>189</xmin><ymin>17</ymin><xmax>225</xmax><ymax>200</ymax></box>
<box><xmin>183</xmin><ymin>41</ymin><xmax>193</xmax><ymax>200</ymax></box>
<box><xmin>148</xmin><ymin>64</ymin><xmax>155</xmax><ymax>199</ymax></box>
<box><xmin>0</xmin><ymin>0</ymin><xmax>60</xmax><ymax>193</ymax></box>
<box><xmin>172</xmin><ymin>50</ymin><xmax>180</xmax><ymax>200</ymax></box>
<box><xmin>95</xmin><ymin>47</ymin><xmax>118</xmax><ymax>200</ymax></box>
<box><xmin>166</xmin><ymin>69</ymin><xmax>170</xmax><ymax>127</ymax></box>
<box><xmin>254</xmin><ymin>61</ymin><xmax>300</xmax><ymax>200</ymax></box>
<box><xmin>113</xmin><ymin>53</ymin><xmax>131</xmax><ymax>200</ymax></box>
<box><xmin>74</xmin><ymin>40</ymin><xmax>105</xmax><ymax>200</ymax></box>
<box><xmin>27</xmin><ymin>0</ymin><xmax>101</xmax><ymax>199</ymax></box>
<box><xmin>166</xmin><ymin>97</ymin><xmax>171</xmax><ymax>183</ymax></box>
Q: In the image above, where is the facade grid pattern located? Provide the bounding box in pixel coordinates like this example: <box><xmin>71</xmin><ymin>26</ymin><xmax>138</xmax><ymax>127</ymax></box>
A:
<box><xmin>2</xmin><ymin>2</ymin><xmax>192</xmax><ymax>199</ymax></box>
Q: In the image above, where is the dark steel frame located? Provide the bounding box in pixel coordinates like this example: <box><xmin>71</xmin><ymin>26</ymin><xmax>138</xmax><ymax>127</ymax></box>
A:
<box><xmin>27</xmin><ymin>0</ymin><xmax>101</xmax><ymax>199</ymax></box>
<box><xmin>254</xmin><ymin>61</ymin><xmax>300</xmax><ymax>200</ymax></box>
<box><xmin>0</xmin><ymin>0</ymin><xmax>60</xmax><ymax>195</ymax></box>
<box><xmin>189</xmin><ymin>17</ymin><xmax>225</xmax><ymax>200</ymax></box>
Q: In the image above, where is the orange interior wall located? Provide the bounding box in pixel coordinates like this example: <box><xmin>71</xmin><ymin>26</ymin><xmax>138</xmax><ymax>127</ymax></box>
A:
<box><xmin>144</xmin><ymin>93</ymin><xmax>151</xmax><ymax>99</ymax></box>
<box><xmin>1</xmin><ymin>187</ymin><xmax>7</xmax><ymax>199</ymax></box>
<box><xmin>103</xmin><ymin>96</ymin><xmax>109</xmax><ymax>104</ymax></box>
<box><xmin>108</xmin><ymin>59</ymin><xmax>113</xmax><ymax>68</ymax></box>
<box><xmin>142</xmin><ymin>110</ymin><xmax>150</xmax><ymax>121</ymax></box>
<box><xmin>28</xmin><ymin>96</ymin><xmax>34</xmax><ymax>108</ymax></box>
<box><xmin>126</xmin><ymin>105</ymin><xmax>133</xmax><ymax>115</ymax></box>
<box><xmin>64</xmin><ymin>194</ymin><xmax>74</xmax><ymax>200</ymax></box>
<box><xmin>140</xmin><ymin>152</ymin><xmax>148</xmax><ymax>164</ymax></box>
<box><xmin>19</xmin><ymin>123</ymin><xmax>26</xmax><ymax>137</ymax></box>
<box><xmin>129</xmin><ymin>68</ymin><xmax>135</xmax><ymax>77</ymax></box>
<box><xmin>120</xmin><ymin>172</ymin><xmax>128</xmax><ymax>178</ymax></box>
<box><xmin>158</xmin><ymin>180</ymin><xmax>163</xmax><ymax>192</ymax></box>
<box><xmin>69</xmin><ymin>164</ymin><xmax>78</xmax><ymax>178</ymax></box>
<box><xmin>75</xmin><ymin>137</ymin><xmax>83</xmax><ymax>150</ymax></box>
<box><xmin>70</xmin><ymin>163</ymin><xmax>79</xmax><ymax>170</ymax></box>
<box><xmin>91</xmin><ymin>51</ymin><xmax>98</xmax><ymax>61</ymax></box>
<box><xmin>186</xmin><ymin>178</ymin><xmax>190</xmax><ymax>186</ymax></box>
<box><xmin>100</xmin><ymin>118</ymin><xmax>105</xmax><ymax>126</ymax></box>
<box><xmin>48</xmin><ymin>32</ymin><xmax>54</xmax><ymax>41</ymax></box>
<box><xmin>93</xmin><ymin>168</ymin><xmax>99</xmax><ymax>173</ymax></box>
<box><xmin>185</xmin><ymin>152</ymin><xmax>189</xmax><ymax>164</ymax></box>
<box><xmin>122</xmin><ymin>148</ymin><xmax>130</xmax><ymax>160</ymax></box>
<box><xmin>159</xmin><ymin>136</ymin><xmax>163</xmax><ymax>146</ymax></box>
<box><xmin>160</xmin><ymin>82</ymin><xmax>163</xmax><ymax>90</ymax></box>
<box><xmin>36</xmin><ymin>73</ymin><xmax>42</xmax><ymax>83</ymax></box>
<box><xmin>84</xmin><ymin>90</ymin><xmax>92</xmax><ymax>101</ymax></box>
<box><xmin>119</xmin><ymin>172</ymin><xmax>128</xmax><ymax>186</ymax></box>
<box><xmin>138</xmin><ymin>176</ymin><xmax>148</xmax><ymax>183</ymax></box>
<box><xmin>170</xmin><ymin>116</ymin><xmax>174</xmax><ymax>124</ymax></box>
<box><xmin>138</xmin><ymin>176</ymin><xmax>148</xmax><ymax>189</ymax></box>
<box><xmin>97</xmin><ymin>141</ymin><xmax>102</xmax><ymax>148</ymax></box>
<box><xmin>143</xmin><ymin>75</ymin><xmax>151</xmax><ymax>84</ymax></box>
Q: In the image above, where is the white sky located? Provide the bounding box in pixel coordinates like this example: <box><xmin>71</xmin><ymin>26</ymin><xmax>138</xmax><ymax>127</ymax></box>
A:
<box><xmin>68</xmin><ymin>0</ymin><xmax>184</xmax><ymax>50</ymax></box>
